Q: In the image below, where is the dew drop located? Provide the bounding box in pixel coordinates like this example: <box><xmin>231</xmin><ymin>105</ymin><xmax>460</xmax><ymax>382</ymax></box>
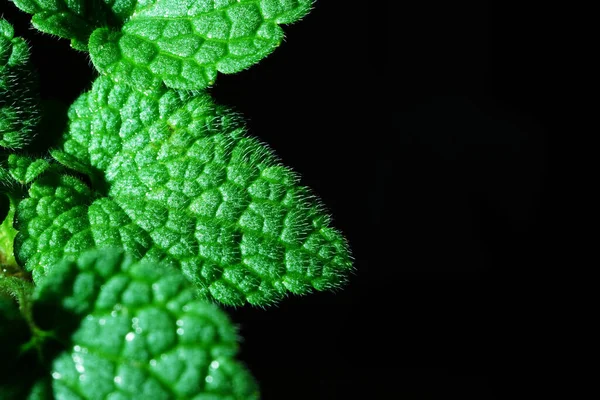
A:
<box><xmin>176</xmin><ymin>328</ymin><xmax>184</xmax><ymax>335</ymax></box>
<box><xmin>150</xmin><ymin>359</ymin><xmax>157</xmax><ymax>367</ymax></box>
<box><xmin>176</xmin><ymin>319</ymin><xmax>184</xmax><ymax>327</ymax></box>
<box><xmin>73</xmin><ymin>345</ymin><xmax>81</xmax><ymax>352</ymax></box>
<box><xmin>111</xmin><ymin>304</ymin><xmax>123</xmax><ymax>317</ymax></box>
<box><xmin>79</xmin><ymin>374</ymin><xmax>87</xmax><ymax>382</ymax></box>
<box><xmin>52</xmin><ymin>372</ymin><xmax>61</xmax><ymax>380</ymax></box>
<box><xmin>132</xmin><ymin>317</ymin><xmax>142</xmax><ymax>334</ymax></box>
<box><xmin>126</xmin><ymin>332</ymin><xmax>135</xmax><ymax>342</ymax></box>
<box><xmin>99</xmin><ymin>318</ymin><xmax>106</xmax><ymax>326</ymax></box>
<box><xmin>72</xmin><ymin>354</ymin><xmax>83</xmax><ymax>366</ymax></box>
<box><xmin>210</xmin><ymin>360</ymin><xmax>220</xmax><ymax>369</ymax></box>
<box><xmin>114</xmin><ymin>376</ymin><xmax>122</xmax><ymax>384</ymax></box>
<box><xmin>205</xmin><ymin>376</ymin><xmax>213</xmax><ymax>383</ymax></box>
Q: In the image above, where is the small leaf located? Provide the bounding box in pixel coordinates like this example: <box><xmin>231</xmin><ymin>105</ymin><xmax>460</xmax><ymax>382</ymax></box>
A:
<box><xmin>9</xmin><ymin>0</ymin><xmax>138</xmax><ymax>50</ymax></box>
<box><xmin>0</xmin><ymin>18</ymin><xmax>40</xmax><ymax>149</ymax></box>
<box><xmin>14</xmin><ymin>173</ymin><xmax>96</xmax><ymax>283</ymax></box>
<box><xmin>89</xmin><ymin>0</ymin><xmax>314</xmax><ymax>89</ymax></box>
<box><xmin>0</xmin><ymin>192</ymin><xmax>19</xmax><ymax>273</ymax></box>
<box><xmin>7</xmin><ymin>154</ymin><xmax>51</xmax><ymax>184</ymax></box>
<box><xmin>15</xmin><ymin>76</ymin><xmax>353</xmax><ymax>306</ymax></box>
<box><xmin>34</xmin><ymin>248</ymin><xmax>259</xmax><ymax>400</ymax></box>
<box><xmin>50</xmin><ymin>149</ymin><xmax>92</xmax><ymax>176</ymax></box>
<box><xmin>50</xmin><ymin>149</ymin><xmax>108</xmax><ymax>193</ymax></box>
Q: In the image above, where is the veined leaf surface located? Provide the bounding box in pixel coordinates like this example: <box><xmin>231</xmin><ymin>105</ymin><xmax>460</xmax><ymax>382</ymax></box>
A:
<box><xmin>89</xmin><ymin>0</ymin><xmax>314</xmax><ymax>89</ymax></box>
<box><xmin>34</xmin><ymin>248</ymin><xmax>259</xmax><ymax>399</ymax></box>
<box><xmin>9</xmin><ymin>0</ymin><xmax>137</xmax><ymax>50</ymax></box>
<box><xmin>15</xmin><ymin>75</ymin><xmax>352</xmax><ymax>306</ymax></box>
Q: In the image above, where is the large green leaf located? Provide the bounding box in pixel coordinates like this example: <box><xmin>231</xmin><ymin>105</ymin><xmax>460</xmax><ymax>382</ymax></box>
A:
<box><xmin>89</xmin><ymin>0</ymin><xmax>314</xmax><ymax>89</ymax></box>
<box><xmin>0</xmin><ymin>18</ymin><xmax>40</xmax><ymax>149</ymax></box>
<box><xmin>33</xmin><ymin>248</ymin><xmax>259</xmax><ymax>399</ymax></box>
<box><xmin>15</xmin><ymin>75</ymin><xmax>352</xmax><ymax>306</ymax></box>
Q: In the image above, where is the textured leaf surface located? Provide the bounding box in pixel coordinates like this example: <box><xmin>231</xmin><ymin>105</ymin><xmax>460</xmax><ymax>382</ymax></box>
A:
<box><xmin>9</xmin><ymin>0</ymin><xmax>137</xmax><ymax>50</ymax></box>
<box><xmin>89</xmin><ymin>0</ymin><xmax>313</xmax><ymax>89</ymax></box>
<box><xmin>15</xmin><ymin>76</ymin><xmax>352</xmax><ymax>306</ymax></box>
<box><xmin>0</xmin><ymin>18</ymin><xmax>40</xmax><ymax>148</ymax></box>
<box><xmin>33</xmin><ymin>248</ymin><xmax>259</xmax><ymax>399</ymax></box>
<box><xmin>7</xmin><ymin>154</ymin><xmax>51</xmax><ymax>184</ymax></box>
<box><xmin>0</xmin><ymin>193</ymin><xmax>18</xmax><ymax>271</ymax></box>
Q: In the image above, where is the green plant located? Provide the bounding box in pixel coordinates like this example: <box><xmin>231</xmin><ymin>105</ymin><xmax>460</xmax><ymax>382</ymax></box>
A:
<box><xmin>0</xmin><ymin>1</ymin><xmax>352</xmax><ymax>398</ymax></box>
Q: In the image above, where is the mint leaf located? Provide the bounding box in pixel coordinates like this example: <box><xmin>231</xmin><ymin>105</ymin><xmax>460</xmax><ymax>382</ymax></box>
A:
<box><xmin>15</xmin><ymin>76</ymin><xmax>352</xmax><ymax>306</ymax></box>
<box><xmin>89</xmin><ymin>0</ymin><xmax>313</xmax><ymax>89</ymax></box>
<box><xmin>34</xmin><ymin>248</ymin><xmax>259</xmax><ymax>399</ymax></box>
<box><xmin>9</xmin><ymin>0</ymin><xmax>137</xmax><ymax>51</ymax></box>
<box><xmin>0</xmin><ymin>18</ymin><xmax>40</xmax><ymax>149</ymax></box>
<box><xmin>7</xmin><ymin>154</ymin><xmax>51</xmax><ymax>184</ymax></box>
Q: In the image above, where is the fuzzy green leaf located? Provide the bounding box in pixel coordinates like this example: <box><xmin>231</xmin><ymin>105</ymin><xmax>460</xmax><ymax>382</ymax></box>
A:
<box><xmin>9</xmin><ymin>0</ymin><xmax>138</xmax><ymax>50</ymax></box>
<box><xmin>7</xmin><ymin>154</ymin><xmax>51</xmax><ymax>184</ymax></box>
<box><xmin>0</xmin><ymin>193</ymin><xmax>18</xmax><ymax>272</ymax></box>
<box><xmin>33</xmin><ymin>248</ymin><xmax>259</xmax><ymax>399</ymax></box>
<box><xmin>15</xmin><ymin>76</ymin><xmax>352</xmax><ymax>306</ymax></box>
<box><xmin>0</xmin><ymin>18</ymin><xmax>40</xmax><ymax>149</ymax></box>
<box><xmin>89</xmin><ymin>0</ymin><xmax>313</xmax><ymax>89</ymax></box>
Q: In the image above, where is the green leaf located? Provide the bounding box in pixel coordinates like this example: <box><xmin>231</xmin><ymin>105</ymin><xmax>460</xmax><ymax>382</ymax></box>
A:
<box><xmin>15</xmin><ymin>76</ymin><xmax>352</xmax><ymax>306</ymax></box>
<box><xmin>7</xmin><ymin>154</ymin><xmax>51</xmax><ymax>184</ymax></box>
<box><xmin>0</xmin><ymin>18</ymin><xmax>40</xmax><ymax>149</ymax></box>
<box><xmin>9</xmin><ymin>0</ymin><xmax>138</xmax><ymax>51</ymax></box>
<box><xmin>1</xmin><ymin>194</ymin><xmax>22</xmax><ymax>284</ymax></box>
<box><xmin>89</xmin><ymin>0</ymin><xmax>314</xmax><ymax>89</ymax></box>
<box><xmin>33</xmin><ymin>248</ymin><xmax>259</xmax><ymax>399</ymax></box>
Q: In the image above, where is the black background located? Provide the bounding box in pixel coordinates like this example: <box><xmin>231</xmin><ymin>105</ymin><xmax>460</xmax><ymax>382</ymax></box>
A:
<box><xmin>2</xmin><ymin>0</ymin><xmax>560</xmax><ymax>398</ymax></box>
